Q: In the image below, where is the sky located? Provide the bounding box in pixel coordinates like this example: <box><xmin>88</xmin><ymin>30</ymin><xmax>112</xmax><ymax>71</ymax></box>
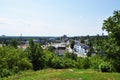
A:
<box><xmin>0</xmin><ymin>0</ymin><xmax>120</xmax><ymax>36</ymax></box>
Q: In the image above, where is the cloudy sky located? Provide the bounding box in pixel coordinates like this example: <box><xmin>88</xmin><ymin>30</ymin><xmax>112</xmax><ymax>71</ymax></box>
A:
<box><xmin>0</xmin><ymin>0</ymin><xmax>120</xmax><ymax>36</ymax></box>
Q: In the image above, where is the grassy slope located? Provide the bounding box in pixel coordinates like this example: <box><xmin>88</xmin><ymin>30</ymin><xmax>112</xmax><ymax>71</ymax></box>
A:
<box><xmin>2</xmin><ymin>69</ymin><xmax>120</xmax><ymax>80</ymax></box>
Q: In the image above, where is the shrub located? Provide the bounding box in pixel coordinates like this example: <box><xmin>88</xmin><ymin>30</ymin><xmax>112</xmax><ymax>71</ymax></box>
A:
<box><xmin>51</xmin><ymin>55</ymin><xmax>76</xmax><ymax>69</ymax></box>
<box><xmin>47</xmin><ymin>46</ymin><xmax>55</xmax><ymax>52</ymax></box>
<box><xmin>82</xmin><ymin>58</ymin><xmax>90</xmax><ymax>69</ymax></box>
<box><xmin>51</xmin><ymin>56</ymin><xmax>64</xmax><ymax>69</ymax></box>
<box><xmin>76</xmin><ymin>57</ymin><xmax>90</xmax><ymax>69</ymax></box>
<box><xmin>99</xmin><ymin>62</ymin><xmax>113</xmax><ymax>72</ymax></box>
<box><xmin>89</xmin><ymin>55</ymin><xmax>103</xmax><ymax>69</ymax></box>
<box><xmin>0</xmin><ymin>46</ymin><xmax>32</xmax><ymax>78</ymax></box>
<box><xmin>18</xmin><ymin>58</ymin><xmax>32</xmax><ymax>70</ymax></box>
<box><xmin>76</xmin><ymin>58</ymin><xmax>82</xmax><ymax>69</ymax></box>
<box><xmin>0</xmin><ymin>68</ymin><xmax>11</xmax><ymax>78</ymax></box>
<box><xmin>63</xmin><ymin>58</ymin><xmax>76</xmax><ymax>68</ymax></box>
<box><xmin>43</xmin><ymin>50</ymin><xmax>56</xmax><ymax>68</ymax></box>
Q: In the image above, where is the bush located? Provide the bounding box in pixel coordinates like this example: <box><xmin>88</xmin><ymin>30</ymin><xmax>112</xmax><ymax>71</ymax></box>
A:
<box><xmin>43</xmin><ymin>50</ymin><xmax>56</xmax><ymax>68</ymax></box>
<box><xmin>64</xmin><ymin>58</ymin><xmax>76</xmax><ymax>68</ymax></box>
<box><xmin>47</xmin><ymin>46</ymin><xmax>55</xmax><ymax>52</ymax></box>
<box><xmin>18</xmin><ymin>58</ymin><xmax>33</xmax><ymax>70</ymax></box>
<box><xmin>0</xmin><ymin>46</ymin><xmax>32</xmax><ymax>78</ymax></box>
<box><xmin>51</xmin><ymin>55</ymin><xmax>76</xmax><ymax>69</ymax></box>
<box><xmin>82</xmin><ymin>58</ymin><xmax>90</xmax><ymax>69</ymax></box>
<box><xmin>76</xmin><ymin>58</ymin><xmax>83</xmax><ymax>69</ymax></box>
<box><xmin>99</xmin><ymin>62</ymin><xmax>113</xmax><ymax>72</ymax></box>
<box><xmin>51</xmin><ymin>56</ymin><xmax>64</xmax><ymax>69</ymax></box>
<box><xmin>76</xmin><ymin>57</ymin><xmax>90</xmax><ymax>69</ymax></box>
<box><xmin>90</xmin><ymin>55</ymin><xmax>103</xmax><ymax>69</ymax></box>
<box><xmin>0</xmin><ymin>68</ymin><xmax>11</xmax><ymax>78</ymax></box>
<box><xmin>64</xmin><ymin>52</ymin><xmax>77</xmax><ymax>61</ymax></box>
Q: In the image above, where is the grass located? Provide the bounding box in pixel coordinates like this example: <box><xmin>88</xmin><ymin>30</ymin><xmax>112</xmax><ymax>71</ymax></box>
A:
<box><xmin>2</xmin><ymin>69</ymin><xmax>120</xmax><ymax>80</ymax></box>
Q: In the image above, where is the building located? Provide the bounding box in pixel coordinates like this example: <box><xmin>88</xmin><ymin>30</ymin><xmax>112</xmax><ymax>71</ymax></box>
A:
<box><xmin>46</xmin><ymin>42</ymin><xmax>68</xmax><ymax>56</ymax></box>
<box><xmin>55</xmin><ymin>46</ymin><xmax>67</xmax><ymax>56</ymax></box>
<box><xmin>73</xmin><ymin>41</ymin><xmax>89</xmax><ymax>57</ymax></box>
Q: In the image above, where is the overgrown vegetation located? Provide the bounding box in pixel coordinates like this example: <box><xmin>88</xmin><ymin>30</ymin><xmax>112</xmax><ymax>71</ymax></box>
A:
<box><xmin>0</xmin><ymin>46</ymin><xmax>32</xmax><ymax>78</ymax></box>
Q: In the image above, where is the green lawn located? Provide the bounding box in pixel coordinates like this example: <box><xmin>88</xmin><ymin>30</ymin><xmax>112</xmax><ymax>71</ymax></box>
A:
<box><xmin>2</xmin><ymin>69</ymin><xmax>120</xmax><ymax>80</ymax></box>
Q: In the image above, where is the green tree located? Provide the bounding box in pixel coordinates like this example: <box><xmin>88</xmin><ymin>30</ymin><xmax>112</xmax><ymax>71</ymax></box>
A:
<box><xmin>70</xmin><ymin>40</ymin><xmax>75</xmax><ymax>49</ymax></box>
<box><xmin>64</xmin><ymin>52</ymin><xmax>77</xmax><ymax>61</ymax></box>
<box><xmin>81</xmin><ymin>38</ymin><xmax>85</xmax><ymax>44</ymax></box>
<box><xmin>43</xmin><ymin>49</ymin><xmax>56</xmax><ymax>68</ymax></box>
<box><xmin>28</xmin><ymin>39</ymin><xmax>46</xmax><ymax>70</ymax></box>
<box><xmin>102</xmin><ymin>10</ymin><xmax>120</xmax><ymax>72</ymax></box>
<box><xmin>10</xmin><ymin>39</ymin><xmax>18</xmax><ymax>48</ymax></box>
<box><xmin>47</xmin><ymin>46</ymin><xmax>55</xmax><ymax>52</ymax></box>
<box><xmin>103</xmin><ymin>10</ymin><xmax>120</xmax><ymax>45</ymax></box>
<box><xmin>0</xmin><ymin>46</ymin><xmax>32</xmax><ymax>78</ymax></box>
<box><xmin>87</xmin><ymin>47</ymin><xmax>94</xmax><ymax>57</ymax></box>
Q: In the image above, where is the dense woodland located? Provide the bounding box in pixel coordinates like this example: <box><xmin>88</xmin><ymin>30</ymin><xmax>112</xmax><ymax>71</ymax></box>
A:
<box><xmin>0</xmin><ymin>10</ymin><xmax>120</xmax><ymax>78</ymax></box>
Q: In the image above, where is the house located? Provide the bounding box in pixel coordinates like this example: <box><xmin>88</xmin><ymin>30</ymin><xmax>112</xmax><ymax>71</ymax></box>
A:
<box><xmin>54</xmin><ymin>46</ymin><xmax>67</xmax><ymax>56</ymax></box>
<box><xmin>45</xmin><ymin>42</ymin><xmax>67</xmax><ymax>56</ymax></box>
<box><xmin>53</xmin><ymin>43</ymin><xmax>67</xmax><ymax>56</ymax></box>
<box><xmin>61</xmin><ymin>35</ymin><xmax>69</xmax><ymax>43</ymax></box>
<box><xmin>73</xmin><ymin>41</ymin><xmax>89</xmax><ymax>57</ymax></box>
<box><xmin>18</xmin><ymin>44</ymin><xmax>29</xmax><ymax>50</ymax></box>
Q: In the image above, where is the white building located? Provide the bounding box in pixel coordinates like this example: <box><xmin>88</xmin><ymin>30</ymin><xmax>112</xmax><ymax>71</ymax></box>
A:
<box><xmin>73</xmin><ymin>41</ymin><xmax>89</xmax><ymax>57</ymax></box>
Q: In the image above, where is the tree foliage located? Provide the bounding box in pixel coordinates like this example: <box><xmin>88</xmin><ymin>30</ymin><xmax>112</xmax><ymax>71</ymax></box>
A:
<box><xmin>0</xmin><ymin>47</ymin><xmax>32</xmax><ymax>78</ymax></box>
<box><xmin>103</xmin><ymin>10</ymin><xmax>120</xmax><ymax>45</ymax></box>
<box><xmin>102</xmin><ymin>10</ymin><xmax>120</xmax><ymax>72</ymax></box>
<box><xmin>70</xmin><ymin>40</ymin><xmax>75</xmax><ymax>49</ymax></box>
<box><xmin>99</xmin><ymin>61</ymin><xmax>113</xmax><ymax>72</ymax></box>
<box><xmin>10</xmin><ymin>39</ymin><xmax>18</xmax><ymax>48</ymax></box>
<box><xmin>27</xmin><ymin>39</ymin><xmax>46</xmax><ymax>70</ymax></box>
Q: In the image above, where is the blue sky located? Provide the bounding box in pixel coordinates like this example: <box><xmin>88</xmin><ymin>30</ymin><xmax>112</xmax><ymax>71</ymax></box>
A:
<box><xmin>0</xmin><ymin>0</ymin><xmax>120</xmax><ymax>36</ymax></box>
